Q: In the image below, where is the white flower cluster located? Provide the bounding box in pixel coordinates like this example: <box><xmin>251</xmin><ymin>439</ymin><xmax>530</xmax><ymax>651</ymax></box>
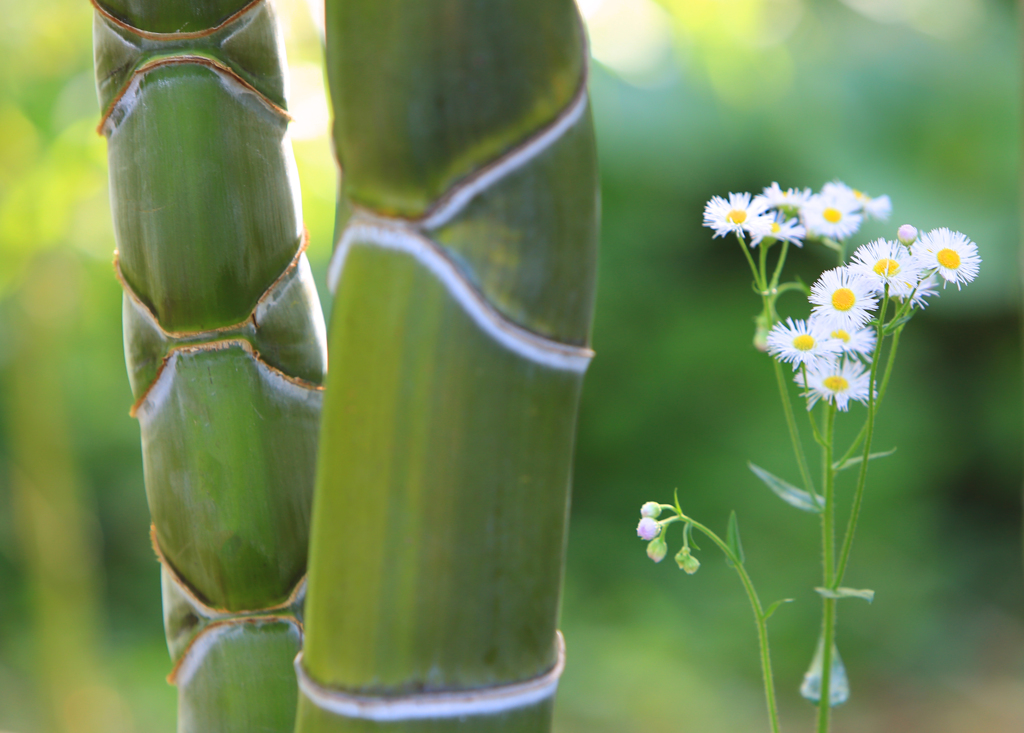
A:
<box><xmin>764</xmin><ymin>226</ymin><xmax>980</xmax><ymax>410</ymax></box>
<box><xmin>703</xmin><ymin>180</ymin><xmax>893</xmax><ymax>246</ymax></box>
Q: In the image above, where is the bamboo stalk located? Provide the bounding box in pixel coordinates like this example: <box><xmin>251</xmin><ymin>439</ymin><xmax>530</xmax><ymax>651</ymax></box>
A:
<box><xmin>93</xmin><ymin>0</ymin><xmax>327</xmax><ymax>729</ymax></box>
<box><xmin>296</xmin><ymin>1</ymin><xmax>598</xmax><ymax>731</ymax></box>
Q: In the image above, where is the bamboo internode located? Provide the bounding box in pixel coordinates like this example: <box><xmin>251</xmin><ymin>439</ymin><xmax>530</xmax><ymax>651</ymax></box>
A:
<box><xmin>297</xmin><ymin>2</ymin><xmax>599</xmax><ymax>730</ymax></box>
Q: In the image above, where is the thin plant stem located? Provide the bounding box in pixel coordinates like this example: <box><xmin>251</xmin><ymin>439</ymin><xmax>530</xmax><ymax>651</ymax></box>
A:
<box><xmin>738</xmin><ymin>233</ymin><xmax>764</xmax><ymax>289</ymax></box>
<box><xmin>672</xmin><ymin>512</ymin><xmax>782</xmax><ymax>733</ymax></box>
<box><xmin>768</xmin><ymin>241</ymin><xmax>790</xmax><ymax>291</ymax></box>
<box><xmin>774</xmin><ymin>358</ymin><xmax>817</xmax><ymax>499</ymax></box>
<box><xmin>816</xmin><ymin>598</ymin><xmax>837</xmax><ymax>733</ymax></box>
<box><xmin>835</xmin><ymin>291</ymin><xmax>890</xmax><ymax>585</ymax></box>
<box><xmin>759</xmin><ymin>240</ymin><xmax>769</xmax><ymax>289</ymax></box>
<box><xmin>835</xmin><ymin>307</ymin><xmax>910</xmax><ymax>466</ymax></box>
<box><xmin>817</xmin><ymin>403</ymin><xmax>837</xmax><ymax>733</ymax></box>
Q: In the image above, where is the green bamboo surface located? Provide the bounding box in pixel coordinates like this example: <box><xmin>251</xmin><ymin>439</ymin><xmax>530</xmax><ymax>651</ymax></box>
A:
<box><xmin>296</xmin><ymin>1</ymin><xmax>598</xmax><ymax>731</ymax></box>
<box><xmin>93</xmin><ymin>0</ymin><xmax>325</xmax><ymax>729</ymax></box>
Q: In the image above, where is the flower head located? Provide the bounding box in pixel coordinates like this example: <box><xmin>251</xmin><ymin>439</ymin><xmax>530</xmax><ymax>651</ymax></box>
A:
<box><xmin>703</xmin><ymin>192</ymin><xmax>771</xmax><ymax>240</ymax></box>
<box><xmin>822</xmin><ymin>181</ymin><xmax>891</xmax><ymax>220</ymax></box>
<box><xmin>766</xmin><ymin>317</ymin><xmax>841</xmax><ymax>370</ymax></box>
<box><xmin>813</xmin><ymin>319</ymin><xmax>876</xmax><ymax>360</ymax></box>
<box><xmin>912</xmin><ymin>228</ymin><xmax>981</xmax><ymax>290</ymax></box>
<box><xmin>637</xmin><ymin>517</ymin><xmax>660</xmax><ymax>541</ymax></box>
<box><xmin>849</xmin><ymin>239</ymin><xmax>922</xmax><ymax>295</ymax></box>
<box><xmin>809</xmin><ymin>267</ymin><xmax>878</xmax><ymax>331</ymax></box>
<box><xmin>754</xmin><ymin>182</ymin><xmax>813</xmax><ymax>212</ymax></box>
<box><xmin>896</xmin><ymin>271</ymin><xmax>940</xmax><ymax>309</ymax></box>
<box><xmin>752</xmin><ymin>211</ymin><xmax>806</xmax><ymax>247</ymax></box>
<box><xmin>803</xmin><ymin>191</ymin><xmax>863</xmax><ymax>241</ymax></box>
<box><xmin>797</xmin><ymin>358</ymin><xmax>872</xmax><ymax>411</ymax></box>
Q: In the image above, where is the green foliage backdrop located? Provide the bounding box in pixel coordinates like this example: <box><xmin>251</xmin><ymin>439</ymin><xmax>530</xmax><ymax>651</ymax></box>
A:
<box><xmin>0</xmin><ymin>0</ymin><xmax>1019</xmax><ymax>731</ymax></box>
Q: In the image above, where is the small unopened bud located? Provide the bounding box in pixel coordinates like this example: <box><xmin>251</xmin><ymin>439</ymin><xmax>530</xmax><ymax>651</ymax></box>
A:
<box><xmin>897</xmin><ymin>224</ymin><xmax>918</xmax><ymax>246</ymax></box>
<box><xmin>640</xmin><ymin>501</ymin><xmax>662</xmax><ymax>519</ymax></box>
<box><xmin>753</xmin><ymin>313</ymin><xmax>769</xmax><ymax>352</ymax></box>
<box><xmin>647</xmin><ymin>536</ymin><xmax>668</xmax><ymax>563</ymax></box>
<box><xmin>675</xmin><ymin>546</ymin><xmax>700</xmax><ymax>574</ymax></box>
<box><xmin>637</xmin><ymin>517</ymin><xmax>660</xmax><ymax>541</ymax></box>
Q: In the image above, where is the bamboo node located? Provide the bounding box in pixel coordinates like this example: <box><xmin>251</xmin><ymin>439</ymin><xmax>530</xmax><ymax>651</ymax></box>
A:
<box><xmin>295</xmin><ymin>632</ymin><xmax>566</xmax><ymax>721</ymax></box>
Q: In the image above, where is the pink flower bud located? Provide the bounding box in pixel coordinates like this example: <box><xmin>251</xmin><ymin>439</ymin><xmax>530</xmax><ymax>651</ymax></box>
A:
<box><xmin>897</xmin><ymin>224</ymin><xmax>918</xmax><ymax>246</ymax></box>
<box><xmin>637</xmin><ymin>517</ymin><xmax>660</xmax><ymax>541</ymax></box>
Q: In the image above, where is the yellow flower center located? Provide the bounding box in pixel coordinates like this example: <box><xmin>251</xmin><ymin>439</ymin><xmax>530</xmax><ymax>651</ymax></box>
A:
<box><xmin>823</xmin><ymin>207</ymin><xmax>843</xmax><ymax>224</ymax></box>
<box><xmin>936</xmin><ymin>248</ymin><xmax>961</xmax><ymax>269</ymax></box>
<box><xmin>831</xmin><ymin>329</ymin><xmax>851</xmax><ymax>343</ymax></box>
<box><xmin>853</xmin><ymin>189</ymin><xmax>866</xmax><ymax>200</ymax></box>
<box><xmin>873</xmin><ymin>258</ymin><xmax>900</xmax><ymax>277</ymax></box>
<box><xmin>831</xmin><ymin>287</ymin><xmax>856</xmax><ymax>311</ymax></box>
<box><xmin>771</xmin><ymin>222</ymin><xmax>781</xmax><ymax>233</ymax></box>
<box><xmin>727</xmin><ymin>209</ymin><xmax>747</xmax><ymax>224</ymax></box>
<box><xmin>792</xmin><ymin>334</ymin><xmax>816</xmax><ymax>351</ymax></box>
<box><xmin>823</xmin><ymin>376</ymin><xmax>849</xmax><ymax>392</ymax></box>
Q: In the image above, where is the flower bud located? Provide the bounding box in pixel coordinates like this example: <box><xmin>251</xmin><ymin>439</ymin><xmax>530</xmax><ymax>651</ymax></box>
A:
<box><xmin>753</xmin><ymin>313</ymin><xmax>769</xmax><ymax>352</ymax></box>
<box><xmin>647</xmin><ymin>536</ymin><xmax>668</xmax><ymax>563</ymax></box>
<box><xmin>897</xmin><ymin>224</ymin><xmax>918</xmax><ymax>246</ymax></box>
<box><xmin>640</xmin><ymin>501</ymin><xmax>662</xmax><ymax>519</ymax></box>
<box><xmin>637</xmin><ymin>517</ymin><xmax>660</xmax><ymax>541</ymax></box>
<box><xmin>675</xmin><ymin>546</ymin><xmax>700</xmax><ymax>574</ymax></box>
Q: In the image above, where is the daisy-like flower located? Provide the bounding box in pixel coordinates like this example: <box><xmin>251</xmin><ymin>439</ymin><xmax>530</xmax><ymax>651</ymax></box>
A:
<box><xmin>752</xmin><ymin>212</ymin><xmax>806</xmax><ymax>247</ymax></box>
<box><xmin>849</xmin><ymin>239</ymin><xmax>922</xmax><ymax>296</ymax></box>
<box><xmin>754</xmin><ymin>182</ymin><xmax>813</xmax><ymax>212</ymax></box>
<box><xmin>912</xmin><ymin>227</ymin><xmax>981</xmax><ymax>290</ymax></box>
<box><xmin>895</xmin><ymin>271</ymin><xmax>939</xmax><ymax>309</ymax></box>
<box><xmin>814</xmin><ymin>318</ymin><xmax>876</xmax><ymax>360</ymax></box>
<box><xmin>796</xmin><ymin>358</ymin><xmax>872</xmax><ymax>411</ymax></box>
<box><xmin>822</xmin><ymin>180</ymin><xmax>892</xmax><ymax>220</ymax></box>
<box><xmin>766</xmin><ymin>317</ymin><xmax>841</xmax><ymax>369</ymax></box>
<box><xmin>809</xmin><ymin>267</ymin><xmax>878</xmax><ymax>331</ymax></box>
<box><xmin>703</xmin><ymin>192</ymin><xmax>771</xmax><ymax>239</ymax></box>
<box><xmin>802</xmin><ymin>191</ymin><xmax>863</xmax><ymax>241</ymax></box>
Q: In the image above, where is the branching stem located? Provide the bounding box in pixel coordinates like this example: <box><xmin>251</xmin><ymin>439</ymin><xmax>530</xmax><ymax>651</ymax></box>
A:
<box><xmin>668</xmin><ymin>509</ymin><xmax>782</xmax><ymax>733</ymax></box>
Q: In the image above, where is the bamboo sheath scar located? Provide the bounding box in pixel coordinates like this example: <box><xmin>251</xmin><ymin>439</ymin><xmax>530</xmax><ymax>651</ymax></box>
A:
<box><xmin>93</xmin><ymin>0</ymin><xmax>326</xmax><ymax>730</ymax></box>
<box><xmin>297</xmin><ymin>1</ymin><xmax>599</xmax><ymax>731</ymax></box>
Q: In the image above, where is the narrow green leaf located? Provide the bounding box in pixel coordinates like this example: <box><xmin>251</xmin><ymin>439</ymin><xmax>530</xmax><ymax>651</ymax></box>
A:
<box><xmin>815</xmin><ymin>587</ymin><xmax>875</xmax><ymax>603</ymax></box>
<box><xmin>833</xmin><ymin>447</ymin><xmax>897</xmax><ymax>472</ymax></box>
<box><xmin>764</xmin><ymin>598</ymin><xmax>794</xmax><ymax>621</ymax></box>
<box><xmin>726</xmin><ymin>511</ymin><xmax>744</xmax><ymax>566</ymax></box>
<box><xmin>884</xmin><ymin>312</ymin><xmax>915</xmax><ymax>334</ymax></box>
<box><xmin>748</xmin><ymin>462</ymin><xmax>822</xmax><ymax>513</ymax></box>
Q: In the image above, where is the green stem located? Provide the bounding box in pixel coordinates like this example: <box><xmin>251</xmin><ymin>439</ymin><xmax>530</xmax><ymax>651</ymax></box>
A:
<box><xmin>816</xmin><ymin>598</ymin><xmax>837</xmax><ymax>733</ymax></box>
<box><xmin>768</xmin><ymin>241</ymin><xmax>790</xmax><ymax>292</ymax></box>
<box><xmin>774</xmin><ymin>359</ymin><xmax>817</xmax><ymax>499</ymax></box>
<box><xmin>738</xmin><ymin>232</ymin><xmax>764</xmax><ymax>289</ymax></box>
<box><xmin>835</xmin><ymin>291</ymin><xmax>889</xmax><ymax>585</ymax></box>
<box><xmin>834</xmin><ymin>311</ymin><xmax>903</xmax><ymax>468</ymax></box>
<box><xmin>817</xmin><ymin>404</ymin><xmax>836</xmax><ymax>733</ymax></box>
<box><xmin>802</xmin><ymin>366</ymin><xmax>826</xmax><ymax>447</ymax></box>
<box><xmin>678</xmin><ymin>514</ymin><xmax>782</xmax><ymax>733</ymax></box>
<box><xmin>758</xmin><ymin>239</ymin><xmax>769</xmax><ymax>291</ymax></box>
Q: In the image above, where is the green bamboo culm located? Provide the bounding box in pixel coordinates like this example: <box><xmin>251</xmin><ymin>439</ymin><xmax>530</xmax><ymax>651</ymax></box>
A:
<box><xmin>92</xmin><ymin>1</ymin><xmax>327</xmax><ymax>729</ymax></box>
<box><xmin>295</xmin><ymin>1</ymin><xmax>598</xmax><ymax>731</ymax></box>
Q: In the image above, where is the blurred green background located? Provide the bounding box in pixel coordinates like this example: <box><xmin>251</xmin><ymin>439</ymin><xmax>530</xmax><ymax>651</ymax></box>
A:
<box><xmin>0</xmin><ymin>0</ymin><xmax>1019</xmax><ymax>731</ymax></box>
